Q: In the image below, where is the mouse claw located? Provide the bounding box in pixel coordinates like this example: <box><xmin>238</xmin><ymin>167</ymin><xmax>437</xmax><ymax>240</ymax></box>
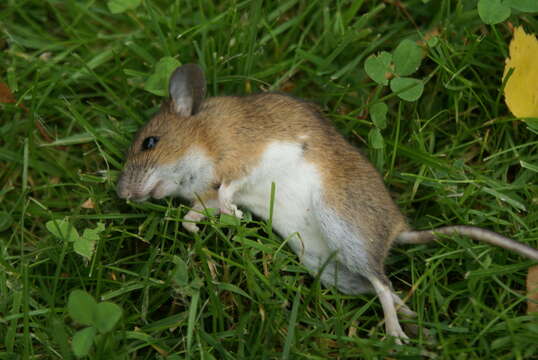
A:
<box><xmin>217</xmin><ymin>182</ymin><xmax>243</xmax><ymax>219</ymax></box>
<box><xmin>183</xmin><ymin>209</ymin><xmax>205</xmax><ymax>233</ymax></box>
<box><xmin>232</xmin><ymin>206</ymin><xmax>243</xmax><ymax>219</ymax></box>
<box><xmin>182</xmin><ymin>221</ymin><xmax>200</xmax><ymax>233</ymax></box>
<box><xmin>403</xmin><ymin>323</ymin><xmax>435</xmax><ymax>344</ymax></box>
<box><xmin>220</xmin><ymin>202</ymin><xmax>243</xmax><ymax>219</ymax></box>
<box><xmin>390</xmin><ymin>329</ymin><xmax>410</xmax><ymax>345</ymax></box>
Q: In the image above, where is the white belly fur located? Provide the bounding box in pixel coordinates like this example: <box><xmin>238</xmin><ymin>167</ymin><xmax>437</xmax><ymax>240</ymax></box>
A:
<box><xmin>234</xmin><ymin>141</ymin><xmax>330</xmax><ymax>269</ymax></box>
<box><xmin>232</xmin><ymin>141</ymin><xmax>374</xmax><ymax>295</ymax></box>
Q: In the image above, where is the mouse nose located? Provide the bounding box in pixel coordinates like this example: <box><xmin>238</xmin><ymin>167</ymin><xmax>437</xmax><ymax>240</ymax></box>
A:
<box><xmin>116</xmin><ymin>172</ymin><xmax>150</xmax><ymax>201</ymax></box>
<box><xmin>117</xmin><ymin>183</ymin><xmax>150</xmax><ymax>202</ymax></box>
<box><xmin>116</xmin><ymin>185</ymin><xmax>132</xmax><ymax>200</ymax></box>
<box><xmin>116</xmin><ymin>175</ymin><xmax>132</xmax><ymax>200</ymax></box>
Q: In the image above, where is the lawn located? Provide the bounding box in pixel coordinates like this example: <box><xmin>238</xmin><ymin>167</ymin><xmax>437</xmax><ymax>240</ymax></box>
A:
<box><xmin>1</xmin><ymin>0</ymin><xmax>538</xmax><ymax>358</ymax></box>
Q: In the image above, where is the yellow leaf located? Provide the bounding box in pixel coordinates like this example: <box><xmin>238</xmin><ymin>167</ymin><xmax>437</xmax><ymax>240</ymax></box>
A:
<box><xmin>503</xmin><ymin>27</ymin><xmax>538</xmax><ymax>118</ymax></box>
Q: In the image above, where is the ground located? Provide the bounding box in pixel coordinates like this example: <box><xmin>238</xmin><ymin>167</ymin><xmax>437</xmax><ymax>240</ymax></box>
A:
<box><xmin>1</xmin><ymin>0</ymin><xmax>538</xmax><ymax>358</ymax></box>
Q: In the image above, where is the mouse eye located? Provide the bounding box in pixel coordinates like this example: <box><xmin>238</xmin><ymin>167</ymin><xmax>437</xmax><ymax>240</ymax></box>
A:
<box><xmin>141</xmin><ymin>136</ymin><xmax>159</xmax><ymax>150</ymax></box>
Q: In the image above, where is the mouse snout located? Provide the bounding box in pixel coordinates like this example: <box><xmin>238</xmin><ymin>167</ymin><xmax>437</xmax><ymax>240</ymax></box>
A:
<box><xmin>116</xmin><ymin>172</ymin><xmax>138</xmax><ymax>200</ymax></box>
<box><xmin>116</xmin><ymin>172</ymin><xmax>152</xmax><ymax>202</ymax></box>
<box><xmin>116</xmin><ymin>185</ymin><xmax>132</xmax><ymax>200</ymax></box>
<box><xmin>116</xmin><ymin>177</ymin><xmax>132</xmax><ymax>200</ymax></box>
<box><xmin>116</xmin><ymin>184</ymin><xmax>149</xmax><ymax>202</ymax></box>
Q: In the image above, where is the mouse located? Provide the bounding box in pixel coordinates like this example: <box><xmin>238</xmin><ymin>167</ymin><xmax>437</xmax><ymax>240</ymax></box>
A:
<box><xmin>116</xmin><ymin>63</ymin><xmax>538</xmax><ymax>343</ymax></box>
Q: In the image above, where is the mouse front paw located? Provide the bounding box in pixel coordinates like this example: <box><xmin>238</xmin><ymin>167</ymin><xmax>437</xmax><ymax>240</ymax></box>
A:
<box><xmin>233</xmin><ymin>207</ymin><xmax>243</xmax><ymax>218</ymax></box>
<box><xmin>217</xmin><ymin>182</ymin><xmax>243</xmax><ymax>219</ymax></box>
<box><xmin>220</xmin><ymin>202</ymin><xmax>243</xmax><ymax>219</ymax></box>
<box><xmin>182</xmin><ymin>221</ymin><xmax>200</xmax><ymax>233</ymax></box>
<box><xmin>182</xmin><ymin>209</ymin><xmax>205</xmax><ymax>233</ymax></box>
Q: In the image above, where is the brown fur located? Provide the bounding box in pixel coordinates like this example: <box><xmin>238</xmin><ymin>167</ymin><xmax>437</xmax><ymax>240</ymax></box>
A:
<box><xmin>126</xmin><ymin>92</ymin><xmax>409</xmax><ymax>274</ymax></box>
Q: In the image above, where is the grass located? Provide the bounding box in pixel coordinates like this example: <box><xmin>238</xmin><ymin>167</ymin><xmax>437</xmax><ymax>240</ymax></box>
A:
<box><xmin>1</xmin><ymin>0</ymin><xmax>538</xmax><ymax>358</ymax></box>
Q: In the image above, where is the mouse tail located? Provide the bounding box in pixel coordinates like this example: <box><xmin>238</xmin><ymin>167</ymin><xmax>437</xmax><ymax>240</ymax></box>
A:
<box><xmin>397</xmin><ymin>225</ymin><xmax>538</xmax><ymax>261</ymax></box>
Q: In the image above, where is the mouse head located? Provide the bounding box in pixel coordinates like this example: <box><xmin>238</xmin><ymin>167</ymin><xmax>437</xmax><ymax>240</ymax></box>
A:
<box><xmin>117</xmin><ymin>64</ymin><xmax>215</xmax><ymax>202</ymax></box>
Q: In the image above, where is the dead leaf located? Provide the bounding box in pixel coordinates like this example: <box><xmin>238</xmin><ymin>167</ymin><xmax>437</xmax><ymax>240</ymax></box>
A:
<box><xmin>0</xmin><ymin>82</ymin><xmax>16</xmax><ymax>103</ymax></box>
<box><xmin>503</xmin><ymin>27</ymin><xmax>538</xmax><ymax>118</ymax></box>
<box><xmin>0</xmin><ymin>81</ymin><xmax>62</xmax><ymax>151</ymax></box>
<box><xmin>1</xmin><ymin>81</ymin><xmax>68</xmax><ymax>149</ymax></box>
<box><xmin>527</xmin><ymin>265</ymin><xmax>538</xmax><ymax>314</ymax></box>
<box><xmin>0</xmin><ymin>81</ymin><xmax>28</xmax><ymax>112</ymax></box>
<box><xmin>81</xmin><ymin>198</ymin><xmax>95</xmax><ymax>209</ymax></box>
<box><xmin>421</xmin><ymin>28</ymin><xmax>440</xmax><ymax>45</ymax></box>
<box><xmin>348</xmin><ymin>323</ymin><xmax>357</xmax><ymax>337</ymax></box>
<box><xmin>35</xmin><ymin>118</ymin><xmax>57</xmax><ymax>144</ymax></box>
<box><xmin>150</xmin><ymin>344</ymin><xmax>168</xmax><ymax>356</ymax></box>
<box><xmin>39</xmin><ymin>52</ymin><xmax>52</xmax><ymax>61</ymax></box>
<box><xmin>279</xmin><ymin>80</ymin><xmax>296</xmax><ymax>93</ymax></box>
<box><xmin>207</xmin><ymin>259</ymin><xmax>218</xmax><ymax>280</ymax></box>
<box><xmin>318</xmin><ymin>337</ymin><xmax>339</xmax><ymax>349</ymax></box>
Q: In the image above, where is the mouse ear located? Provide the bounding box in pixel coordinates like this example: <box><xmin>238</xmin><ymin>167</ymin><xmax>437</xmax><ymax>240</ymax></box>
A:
<box><xmin>168</xmin><ymin>64</ymin><xmax>206</xmax><ymax>116</ymax></box>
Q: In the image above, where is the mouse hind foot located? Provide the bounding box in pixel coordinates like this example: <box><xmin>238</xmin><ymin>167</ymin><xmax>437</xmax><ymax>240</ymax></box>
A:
<box><xmin>368</xmin><ymin>275</ymin><xmax>410</xmax><ymax>344</ymax></box>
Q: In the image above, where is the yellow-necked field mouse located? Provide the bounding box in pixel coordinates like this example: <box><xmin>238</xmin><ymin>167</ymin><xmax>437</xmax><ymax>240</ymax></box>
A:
<box><xmin>117</xmin><ymin>64</ymin><xmax>538</xmax><ymax>343</ymax></box>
